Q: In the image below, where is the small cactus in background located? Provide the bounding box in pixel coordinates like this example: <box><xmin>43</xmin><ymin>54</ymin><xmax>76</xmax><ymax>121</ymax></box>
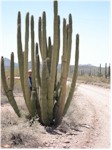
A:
<box><xmin>89</xmin><ymin>68</ymin><xmax>91</xmax><ymax>76</ymax></box>
<box><xmin>108</xmin><ymin>63</ymin><xmax>111</xmax><ymax>78</ymax></box>
<box><xmin>1</xmin><ymin>0</ymin><xmax>79</xmax><ymax>126</ymax></box>
<box><xmin>105</xmin><ymin>63</ymin><xmax>107</xmax><ymax>79</ymax></box>
<box><xmin>98</xmin><ymin>64</ymin><xmax>102</xmax><ymax>77</ymax></box>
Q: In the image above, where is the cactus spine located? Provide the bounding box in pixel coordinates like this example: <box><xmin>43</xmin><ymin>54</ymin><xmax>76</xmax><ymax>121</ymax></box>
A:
<box><xmin>1</xmin><ymin>0</ymin><xmax>79</xmax><ymax>126</ymax></box>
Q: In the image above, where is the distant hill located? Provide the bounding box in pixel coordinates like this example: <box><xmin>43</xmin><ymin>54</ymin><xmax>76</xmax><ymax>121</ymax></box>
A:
<box><xmin>3</xmin><ymin>57</ymin><xmax>106</xmax><ymax>76</ymax></box>
<box><xmin>4</xmin><ymin>58</ymin><xmax>18</xmax><ymax>68</ymax></box>
<box><xmin>69</xmin><ymin>64</ymin><xmax>105</xmax><ymax>76</ymax></box>
<box><xmin>3</xmin><ymin>58</ymin><xmax>35</xmax><ymax>69</ymax></box>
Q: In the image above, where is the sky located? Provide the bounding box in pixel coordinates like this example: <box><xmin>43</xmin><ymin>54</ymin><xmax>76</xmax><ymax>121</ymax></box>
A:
<box><xmin>0</xmin><ymin>0</ymin><xmax>111</xmax><ymax>67</ymax></box>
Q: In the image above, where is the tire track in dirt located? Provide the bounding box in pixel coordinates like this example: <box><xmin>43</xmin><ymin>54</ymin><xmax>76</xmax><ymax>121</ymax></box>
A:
<box><xmin>77</xmin><ymin>84</ymin><xmax>111</xmax><ymax>148</ymax></box>
<box><xmin>67</xmin><ymin>89</ymin><xmax>97</xmax><ymax>148</ymax></box>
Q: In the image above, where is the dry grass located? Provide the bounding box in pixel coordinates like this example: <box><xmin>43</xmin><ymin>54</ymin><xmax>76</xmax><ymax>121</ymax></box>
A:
<box><xmin>77</xmin><ymin>75</ymin><xmax>110</xmax><ymax>88</ymax></box>
<box><xmin>1</xmin><ymin>68</ymin><xmax>22</xmax><ymax>94</ymax></box>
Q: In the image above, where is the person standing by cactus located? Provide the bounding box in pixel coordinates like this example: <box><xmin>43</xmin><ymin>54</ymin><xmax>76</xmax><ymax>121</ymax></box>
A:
<box><xmin>28</xmin><ymin>69</ymin><xmax>32</xmax><ymax>91</ymax></box>
<box><xmin>7</xmin><ymin>69</ymin><xmax>32</xmax><ymax>91</ymax></box>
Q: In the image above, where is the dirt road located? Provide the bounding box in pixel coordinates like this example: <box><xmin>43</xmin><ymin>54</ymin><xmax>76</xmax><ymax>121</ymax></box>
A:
<box><xmin>76</xmin><ymin>84</ymin><xmax>111</xmax><ymax>148</ymax></box>
<box><xmin>1</xmin><ymin>83</ymin><xmax>111</xmax><ymax>148</ymax></box>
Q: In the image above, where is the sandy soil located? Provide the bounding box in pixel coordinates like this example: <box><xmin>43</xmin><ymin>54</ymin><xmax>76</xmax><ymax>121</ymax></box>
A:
<box><xmin>1</xmin><ymin>83</ymin><xmax>111</xmax><ymax>148</ymax></box>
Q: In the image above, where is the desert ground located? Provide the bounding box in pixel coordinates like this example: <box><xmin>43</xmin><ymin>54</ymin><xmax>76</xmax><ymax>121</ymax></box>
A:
<box><xmin>1</xmin><ymin>82</ymin><xmax>111</xmax><ymax>148</ymax></box>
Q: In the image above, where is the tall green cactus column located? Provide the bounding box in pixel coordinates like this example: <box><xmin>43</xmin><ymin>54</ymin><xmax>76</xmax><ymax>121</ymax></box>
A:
<box><xmin>55</xmin><ymin>32</ymin><xmax>79</xmax><ymax>125</ymax></box>
<box><xmin>63</xmin><ymin>34</ymin><xmax>79</xmax><ymax>116</ymax></box>
<box><xmin>1</xmin><ymin>53</ymin><xmax>21</xmax><ymax>117</ymax></box>
<box><xmin>36</xmin><ymin>43</ymin><xmax>41</xmax><ymax>87</ymax></box>
<box><xmin>17</xmin><ymin>11</ymin><xmax>25</xmax><ymax>98</ymax></box>
<box><xmin>31</xmin><ymin>15</ymin><xmax>41</xmax><ymax>117</ymax></box>
<box><xmin>40</xmin><ymin>59</ymin><xmax>49</xmax><ymax>125</ymax></box>
<box><xmin>48</xmin><ymin>0</ymin><xmax>60</xmax><ymax>123</ymax></box>
<box><xmin>23</xmin><ymin>12</ymin><xmax>34</xmax><ymax>116</ymax></box>
<box><xmin>55</xmin><ymin>18</ymin><xmax>68</xmax><ymax>124</ymax></box>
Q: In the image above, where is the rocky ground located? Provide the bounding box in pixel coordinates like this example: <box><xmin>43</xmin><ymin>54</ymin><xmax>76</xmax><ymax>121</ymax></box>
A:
<box><xmin>1</xmin><ymin>83</ymin><xmax>111</xmax><ymax>148</ymax></box>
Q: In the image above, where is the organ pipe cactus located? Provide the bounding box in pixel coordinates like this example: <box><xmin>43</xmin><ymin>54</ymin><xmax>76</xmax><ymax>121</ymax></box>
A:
<box><xmin>1</xmin><ymin>0</ymin><xmax>79</xmax><ymax>126</ymax></box>
<box><xmin>1</xmin><ymin>53</ymin><xmax>21</xmax><ymax>117</ymax></box>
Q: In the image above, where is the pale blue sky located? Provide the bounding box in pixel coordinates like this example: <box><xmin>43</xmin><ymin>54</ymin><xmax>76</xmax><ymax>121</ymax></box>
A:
<box><xmin>0</xmin><ymin>0</ymin><xmax>111</xmax><ymax>67</ymax></box>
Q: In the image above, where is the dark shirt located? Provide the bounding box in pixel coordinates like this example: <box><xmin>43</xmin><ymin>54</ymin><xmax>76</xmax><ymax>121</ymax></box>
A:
<box><xmin>28</xmin><ymin>76</ymin><xmax>32</xmax><ymax>91</ymax></box>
